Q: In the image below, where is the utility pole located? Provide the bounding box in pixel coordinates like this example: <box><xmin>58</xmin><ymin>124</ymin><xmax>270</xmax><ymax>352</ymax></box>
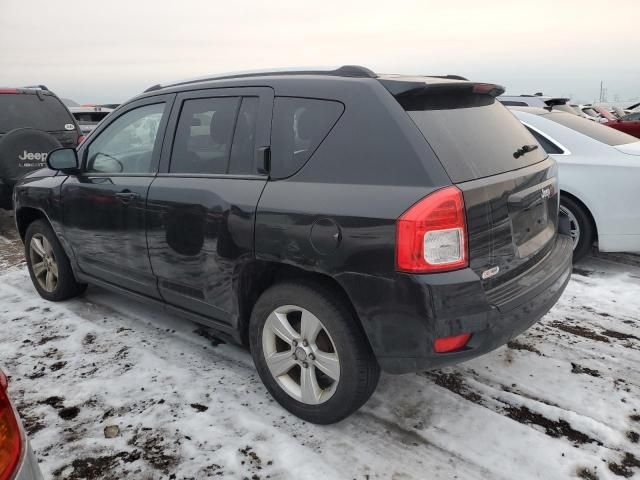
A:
<box><xmin>599</xmin><ymin>81</ymin><xmax>603</xmax><ymax>103</ymax></box>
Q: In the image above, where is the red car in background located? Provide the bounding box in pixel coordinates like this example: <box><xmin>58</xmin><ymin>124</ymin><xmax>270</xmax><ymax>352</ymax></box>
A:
<box><xmin>594</xmin><ymin>106</ymin><xmax>640</xmax><ymax>138</ymax></box>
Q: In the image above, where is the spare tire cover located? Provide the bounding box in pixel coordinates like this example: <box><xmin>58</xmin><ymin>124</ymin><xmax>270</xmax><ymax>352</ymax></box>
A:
<box><xmin>0</xmin><ymin>128</ymin><xmax>61</xmax><ymax>184</ymax></box>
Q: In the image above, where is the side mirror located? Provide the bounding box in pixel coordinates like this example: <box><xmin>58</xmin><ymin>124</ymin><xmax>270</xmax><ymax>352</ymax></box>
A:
<box><xmin>47</xmin><ymin>147</ymin><xmax>79</xmax><ymax>172</ymax></box>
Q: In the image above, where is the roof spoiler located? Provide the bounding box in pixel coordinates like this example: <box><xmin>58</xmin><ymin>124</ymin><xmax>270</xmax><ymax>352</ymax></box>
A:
<box><xmin>543</xmin><ymin>98</ymin><xmax>570</xmax><ymax>111</ymax></box>
<box><xmin>380</xmin><ymin>79</ymin><xmax>505</xmax><ymax>98</ymax></box>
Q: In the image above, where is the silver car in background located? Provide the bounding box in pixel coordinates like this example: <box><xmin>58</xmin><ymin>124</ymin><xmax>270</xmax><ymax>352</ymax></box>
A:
<box><xmin>0</xmin><ymin>369</ymin><xmax>43</xmax><ymax>480</ymax></box>
<box><xmin>69</xmin><ymin>105</ymin><xmax>113</xmax><ymax>136</ymax></box>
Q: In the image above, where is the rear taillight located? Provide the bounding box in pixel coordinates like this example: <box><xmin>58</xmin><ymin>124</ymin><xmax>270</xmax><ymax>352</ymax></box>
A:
<box><xmin>77</xmin><ymin>135</ymin><xmax>86</xmax><ymax>145</ymax></box>
<box><xmin>0</xmin><ymin>372</ymin><xmax>21</xmax><ymax>480</ymax></box>
<box><xmin>396</xmin><ymin>186</ymin><xmax>468</xmax><ymax>273</ymax></box>
<box><xmin>0</xmin><ymin>89</ymin><xmax>19</xmax><ymax>94</ymax></box>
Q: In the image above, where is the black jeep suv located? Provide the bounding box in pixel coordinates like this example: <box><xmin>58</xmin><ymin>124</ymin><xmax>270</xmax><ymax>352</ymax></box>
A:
<box><xmin>0</xmin><ymin>86</ymin><xmax>82</xmax><ymax>209</ymax></box>
<box><xmin>13</xmin><ymin>66</ymin><xmax>573</xmax><ymax>423</ymax></box>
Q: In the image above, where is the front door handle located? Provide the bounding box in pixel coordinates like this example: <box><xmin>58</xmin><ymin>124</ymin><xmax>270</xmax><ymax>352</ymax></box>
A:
<box><xmin>114</xmin><ymin>191</ymin><xmax>139</xmax><ymax>204</ymax></box>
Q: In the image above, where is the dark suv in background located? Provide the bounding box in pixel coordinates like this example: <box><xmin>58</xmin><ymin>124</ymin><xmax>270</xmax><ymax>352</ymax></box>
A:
<box><xmin>0</xmin><ymin>86</ymin><xmax>82</xmax><ymax>209</ymax></box>
<box><xmin>14</xmin><ymin>66</ymin><xmax>573</xmax><ymax>423</ymax></box>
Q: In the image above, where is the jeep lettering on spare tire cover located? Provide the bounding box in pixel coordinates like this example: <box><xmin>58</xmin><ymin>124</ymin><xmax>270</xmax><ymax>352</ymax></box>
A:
<box><xmin>0</xmin><ymin>128</ymin><xmax>62</xmax><ymax>184</ymax></box>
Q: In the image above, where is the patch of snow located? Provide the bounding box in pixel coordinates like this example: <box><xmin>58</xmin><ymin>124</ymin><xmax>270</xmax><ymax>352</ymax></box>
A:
<box><xmin>1</xmin><ymin>241</ymin><xmax>639</xmax><ymax>479</ymax></box>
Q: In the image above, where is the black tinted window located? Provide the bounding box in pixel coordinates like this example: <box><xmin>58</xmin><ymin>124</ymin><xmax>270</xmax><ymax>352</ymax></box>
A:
<box><xmin>500</xmin><ymin>101</ymin><xmax>528</xmax><ymax>107</ymax></box>
<box><xmin>545</xmin><ymin>112</ymin><xmax>638</xmax><ymax>146</ymax></box>
<box><xmin>229</xmin><ymin>97</ymin><xmax>259</xmax><ymax>175</ymax></box>
<box><xmin>73</xmin><ymin>112</ymin><xmax>110</xmax><ymax>124</ymax></box>
<box><xmin>405</xmin><ymin>98</ymin><xmax>546</xmax><ymax>183</ymax></box>
<box><xmin>525</xmin><ymin>127</ymin><xmax>564</xmax><ymax>154</ymax></box>
<box><xmin>171</xmin><ymin>97</ymin><xmax>239</xmax><ymax>174</ymax></box>
<box><xmin>0</xmin><ymin>93</ymin><xmax>75</xmax><ymax>133</ymax></box>
<box><xmin>271</xmin><ymin>97</ymin><xmax>344</xmax><ymax>178</ymax></box>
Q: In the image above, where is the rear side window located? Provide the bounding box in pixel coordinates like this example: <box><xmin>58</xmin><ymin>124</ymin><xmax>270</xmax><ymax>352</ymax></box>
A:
<box><xmin>270</xmin><ymin>97</ymin><xmax>344</xmax><ymax>178</ymax></box>
<box><xmin>0</xmin><ymin>93</ymin><xmax>75</xmax><ymax>133</ymax></box>
<box><xmin>170</xmin><ymin>97</ymin><xmax>240</xmax><ymax>174</ymax></box>
<box><xmin>525</xmin><ymin>127</ymin><xmax>564</xmax><ymax>154</ymax></box>
<box><xmin>544</xmin><ymin>112</ymin><xmax>637</xmax><ymax>146</ymax></box>
<box><xmin>403</xmin><ymin>94</ymin><xmax>546</xmax><ymax>183</ymax></box>
<box><xmin>500</xmin><ymin>100</ymin><xmax>528</xmax><ymax>107</ymax></box>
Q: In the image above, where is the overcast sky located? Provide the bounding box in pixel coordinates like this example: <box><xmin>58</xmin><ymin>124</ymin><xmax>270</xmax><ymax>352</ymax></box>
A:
<box><xmin>2</xmin><ymin>0</ymin><xmax>638</xmax><ymax>105</ymax></box>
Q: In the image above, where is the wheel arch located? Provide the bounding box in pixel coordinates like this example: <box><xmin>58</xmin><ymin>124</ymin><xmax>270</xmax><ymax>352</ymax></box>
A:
<box><xmin>15</xmin><ymin>207</ymin><xmax>50</xmax><ymax>240</ymax></box>
<box><xmin>560</xmin><ymin>190</ymin><xmax>598</xmax><ymax>241</ymax></box>
<box><xmin>235</xmin><ymin>260</ymin><xmax>368</xmax><ymax>350</ymax></box>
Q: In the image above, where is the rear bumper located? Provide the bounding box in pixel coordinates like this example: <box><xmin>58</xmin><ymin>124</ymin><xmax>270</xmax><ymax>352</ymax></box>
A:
<box><xmin>339</xmin><ymin>234</ymin><xmax>573</xmax><ymax>374</ymax></box>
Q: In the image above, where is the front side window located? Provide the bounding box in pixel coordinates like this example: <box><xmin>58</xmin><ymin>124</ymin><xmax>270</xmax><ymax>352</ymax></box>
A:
<box><xmin>86</xmin><ymin>103</ymin><xmax>164</xmax><ymax>174</ymax></box>
<box><xmin>170</xmin><ymin>97</ymin><xmax>240</xmax><ymax>174</ymax></box>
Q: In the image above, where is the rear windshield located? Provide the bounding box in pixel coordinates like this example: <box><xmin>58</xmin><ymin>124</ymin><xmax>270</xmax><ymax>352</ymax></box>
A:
<box><xmin>544</xmin><ymin>112</ymin><xmax>637</xmax><ymax>146</ymax></box>
<box><xmin>0</xmin><ymin>93</ymin><xmax>75</xmax><ymax>133</ymax></box>
<box><xmin>73</xmin><ymin>112</ymin><xmax>110</xmax><ymax>123</ymax></box>
<box><xmin>403</xmin><ymin>93</ymin><xmax>546</xmax><ymax>183</ymax></box>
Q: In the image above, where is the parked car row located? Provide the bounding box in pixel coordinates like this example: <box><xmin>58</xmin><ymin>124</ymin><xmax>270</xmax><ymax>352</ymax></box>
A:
<box><xmin>499</xmin><ymin>94</ymin><xmax>640</xmax><ymax>138</ymax></box>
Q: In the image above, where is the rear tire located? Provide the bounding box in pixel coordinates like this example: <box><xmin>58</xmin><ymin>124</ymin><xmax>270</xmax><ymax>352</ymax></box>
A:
<box><xmin>249</xmin><ymin>281</ymin><xmax>380</xmax><ymax>424</ymax></box>
<box><xmin>25</xmin><ymin>220</ymin><xmax>87</xmax><ymax>301</ymax></box>
<box><xmin>560</xmin><ymin>195</ymin><xmax>594</xmax><ymax>263</ymax></box>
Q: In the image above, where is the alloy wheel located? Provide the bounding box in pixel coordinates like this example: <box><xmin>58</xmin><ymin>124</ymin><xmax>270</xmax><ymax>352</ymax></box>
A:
<box><xmin>29</xmin><ymin>234</ymin><xmax>58</xmax><ymax>292</ymax></box>
<box><xmin>559</xmin><ymin>205</ymin><xmax>580</xmax><ymax>250</ymax></box>
<box><xmin>261</xmin><ymin>305</ymin><xmax>340</xmax><ymax>405</ymax></box>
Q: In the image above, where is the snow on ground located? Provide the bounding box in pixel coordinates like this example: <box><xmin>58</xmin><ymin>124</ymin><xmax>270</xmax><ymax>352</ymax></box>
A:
<box><xmin>1</xmin><ymin>210</ymin><xmax>639</xmax><ymax>480</ymax></box>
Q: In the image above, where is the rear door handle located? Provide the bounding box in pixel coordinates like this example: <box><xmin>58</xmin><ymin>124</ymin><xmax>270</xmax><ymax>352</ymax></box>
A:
<box><xmin>114</xmin><ymin>191</ymin><xmax>139</xmax><ymax>204</ymax></box>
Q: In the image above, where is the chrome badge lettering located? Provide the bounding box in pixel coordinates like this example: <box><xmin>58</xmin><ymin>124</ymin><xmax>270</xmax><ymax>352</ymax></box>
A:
<box><xmin>541</xmin><ymin>187</ymin><xmax>551</xmax><ymax>199</ymax></box>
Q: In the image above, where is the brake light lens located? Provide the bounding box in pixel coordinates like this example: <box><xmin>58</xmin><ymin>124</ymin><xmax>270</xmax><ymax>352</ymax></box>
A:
<box><xmin>434</xmin><ymin>333</ymin><xmax>472</xmax><ymax>353</ymax></box>
<box><xmin>396</xmin><ymin>186</ymin><xmax>468</xmax><ymax>273</ymax></box>
<box><xmin>77</xmin><ymin>135</ymin><xmax>86</xmax><ymax>145</ymax></box>
<box><xmin>0</xmin><ymin>372</ymin><xmax>21</xmax><ymax>480</ymax></box>
<box><xmin>0</xmin><ymin>89</ymin><xmax>19</xmax><ymax>94</ymax></box>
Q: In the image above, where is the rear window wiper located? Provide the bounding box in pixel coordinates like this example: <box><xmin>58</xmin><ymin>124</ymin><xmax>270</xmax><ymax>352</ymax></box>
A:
<box><xmin>513</xmin><ymin>144</ymin><xmax>538</xmax><ymax>159</ymax></box>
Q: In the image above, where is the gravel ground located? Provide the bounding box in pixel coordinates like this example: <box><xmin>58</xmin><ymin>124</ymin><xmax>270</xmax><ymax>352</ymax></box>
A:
<box><xmin>0</xmin><ymin>209</ymin><xmax>639</xmax><ymax>480</ymax></box>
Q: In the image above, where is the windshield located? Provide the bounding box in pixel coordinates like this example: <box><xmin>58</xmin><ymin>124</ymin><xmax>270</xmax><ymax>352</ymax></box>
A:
<box><xmin>545</xmin><ymin>111</ymin><xmax>637</xmax><ymax>146</ymax></box>
<box><xmin>0</xmin><ymin>93</ymin><xmax>75</xmax><ymax>133</ymax></box>
<box><xmin>405</xmin><ymin>95</ymin><xmax>546</xmax><ymax>183</ymax></box>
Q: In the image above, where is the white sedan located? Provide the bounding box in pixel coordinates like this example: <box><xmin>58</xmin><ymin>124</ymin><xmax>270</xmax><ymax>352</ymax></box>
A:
<box><xmin>510</xmin><ymin>107</ymin><xmax>640</xmax><ymax>261</ymax></box>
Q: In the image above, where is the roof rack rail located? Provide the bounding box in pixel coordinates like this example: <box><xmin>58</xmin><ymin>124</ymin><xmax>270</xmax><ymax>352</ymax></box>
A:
<box><xmin>22</xmin><ymin>84</ymin><xmax>50</xmax><ymax>91</ymax></box>
<box><xmin>144</xmin><ymin>65</ymin><xmax>377</xmax><ymax>93</ymax></box>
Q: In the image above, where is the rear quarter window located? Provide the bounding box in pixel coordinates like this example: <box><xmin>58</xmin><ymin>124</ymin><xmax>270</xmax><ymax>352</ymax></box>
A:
<box><xmin>545</xmin><ymin>112</ymin><xmax>638</xmax><ymax>146</ymax></box>
<box><xmin>270</xmin><ymin>97</ymin><xmax>344</xmax><ymax>179</ymax></box>
<box><xmin>0</xmin><ymin>93</ymin><xmax>75</xmax><ymax>133</ymax></box>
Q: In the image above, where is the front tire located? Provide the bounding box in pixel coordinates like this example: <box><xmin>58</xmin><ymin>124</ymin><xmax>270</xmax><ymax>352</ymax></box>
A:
<box><xmin>560</xmin><ymin>195</ymin><xmax>594</xmax><ymax>263</ymax></box>
<box><xmin>249</xmin><ymin>281</ymin><xmax>380</xmax><ymax>424</ymax></box>
<box><xmin>25</xmin><ymin>220</ymin><xmax>86</xmax><ymax>301</ymax></box>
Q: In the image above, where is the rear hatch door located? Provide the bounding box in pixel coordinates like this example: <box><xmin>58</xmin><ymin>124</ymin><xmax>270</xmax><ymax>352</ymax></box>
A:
<box><xmin>385</xmin><ymin>79</ymin><xmax>559</xmax><ymax>294</ymax></box>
